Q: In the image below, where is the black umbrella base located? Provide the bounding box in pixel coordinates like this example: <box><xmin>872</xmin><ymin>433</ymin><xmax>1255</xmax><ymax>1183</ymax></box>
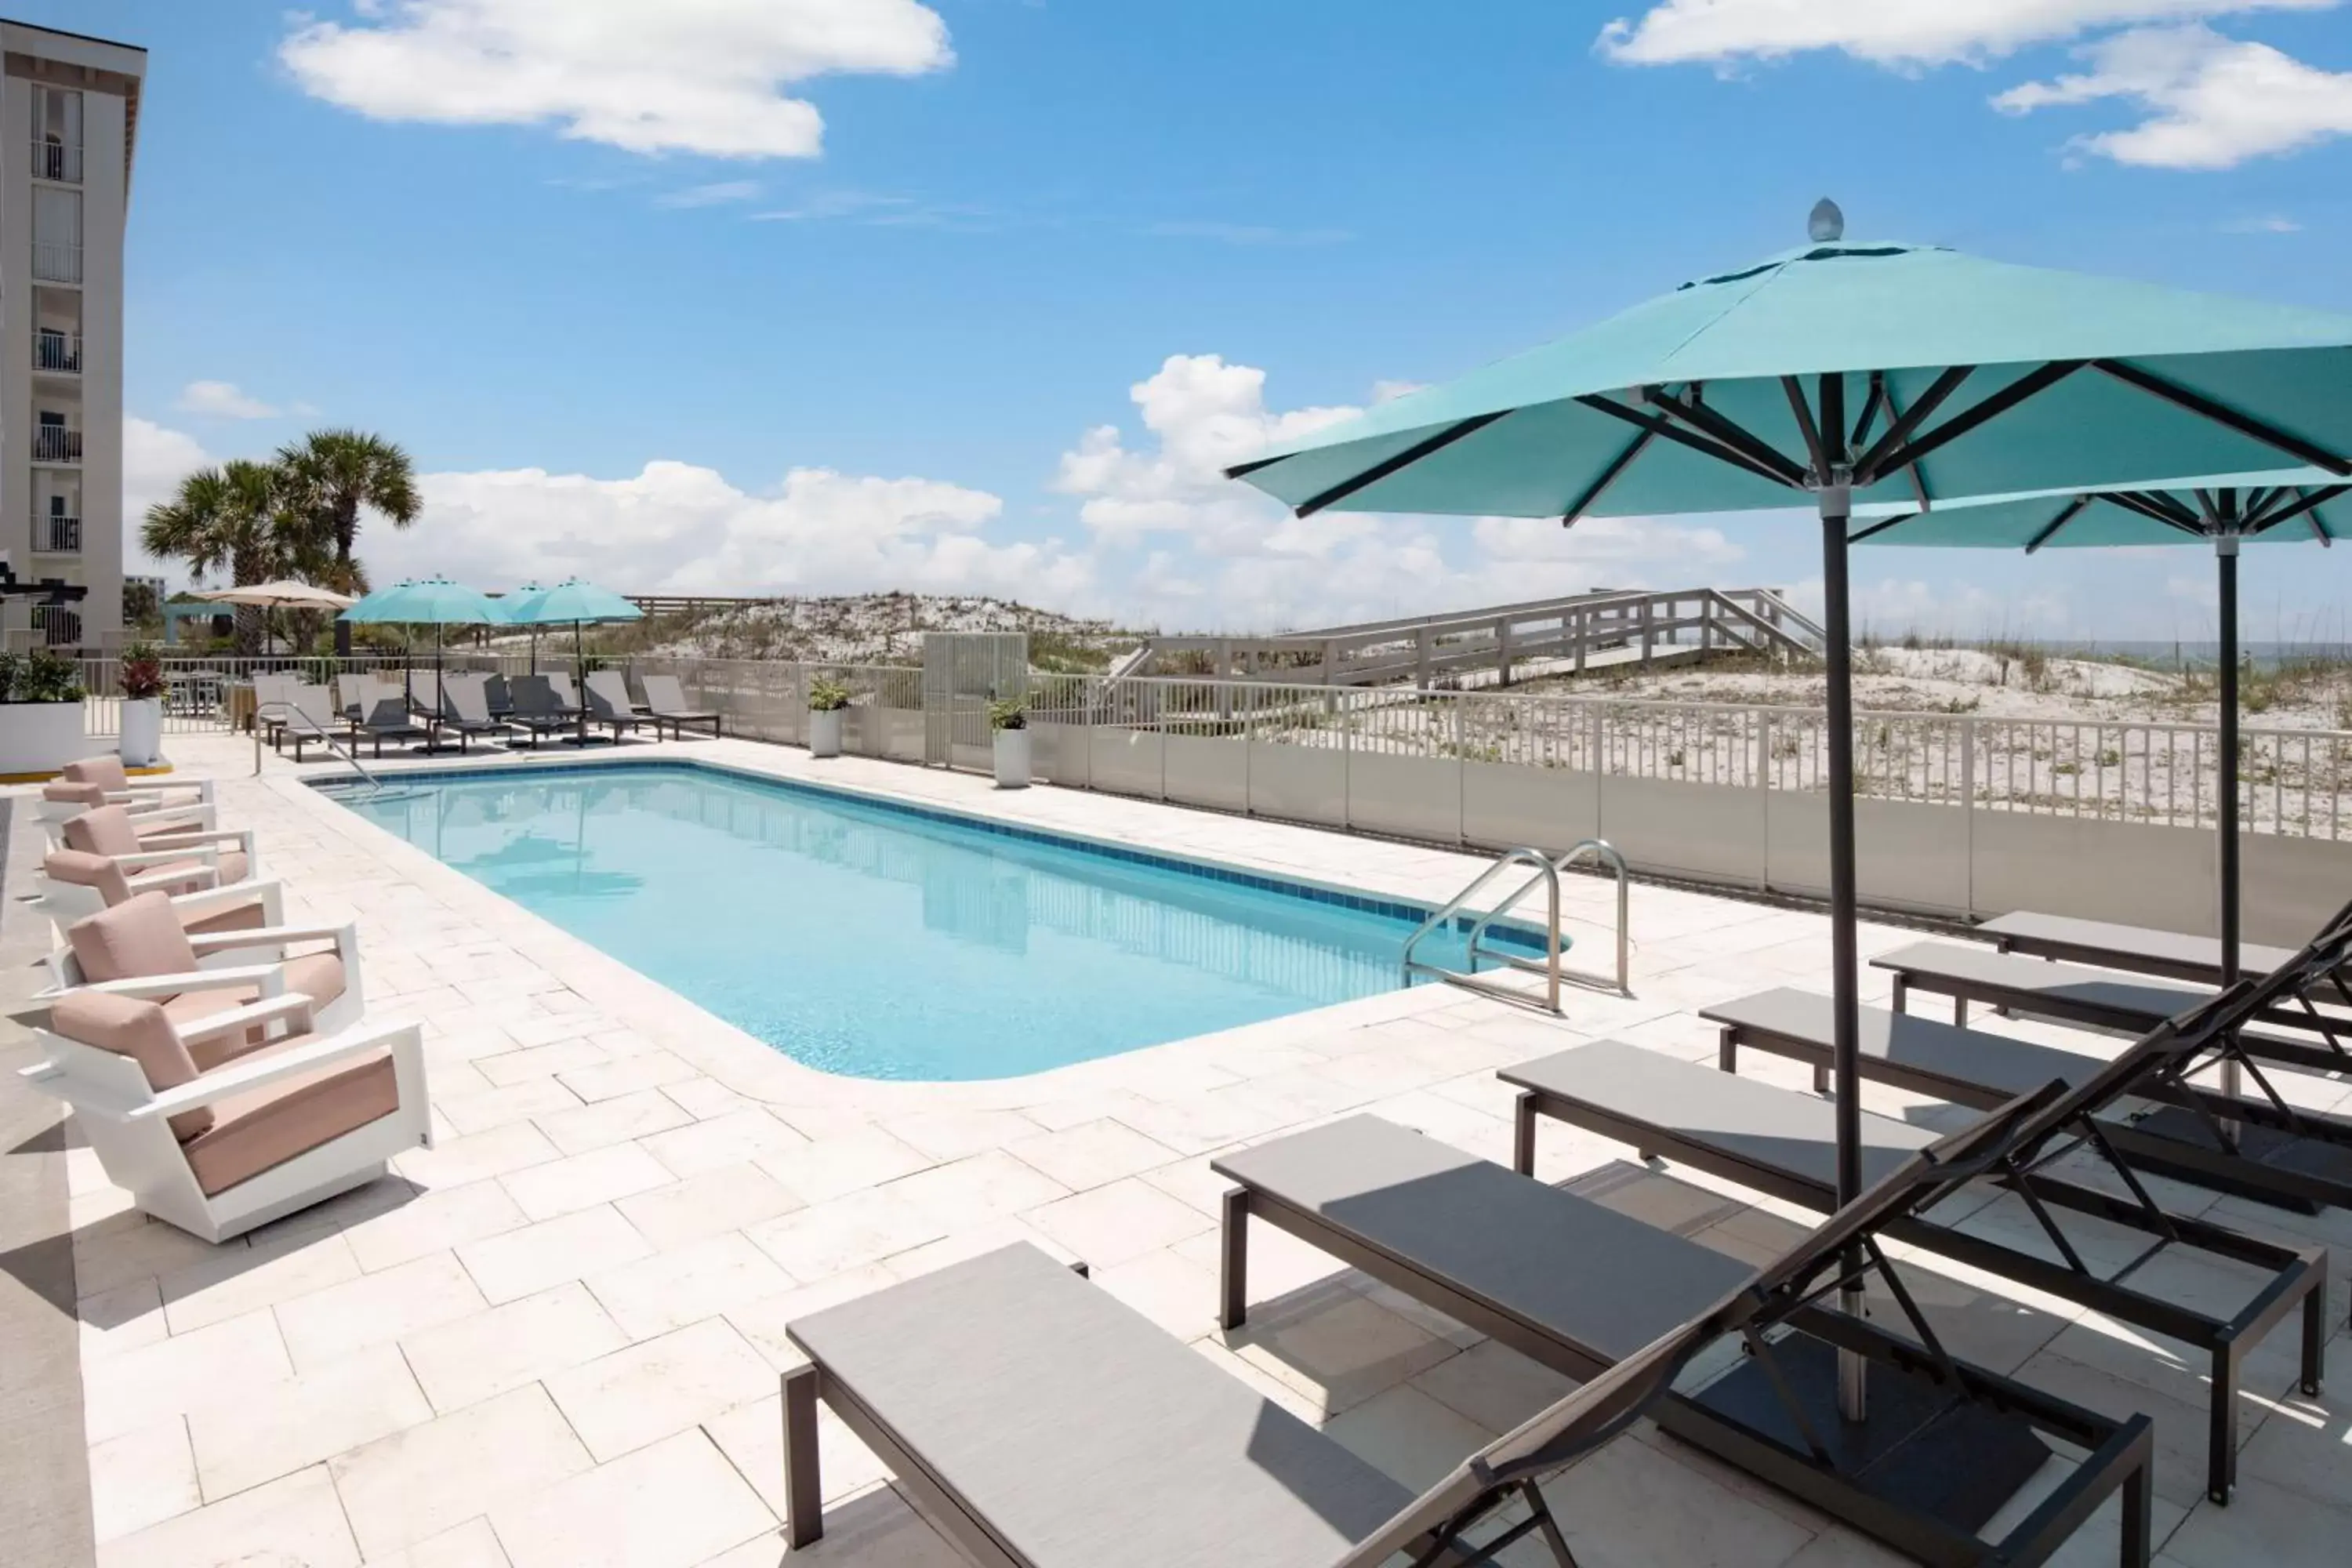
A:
<box><xmin>1687</xmin><ymin>1334</ymin><xmax>2056</xmax><ymax>1539</ymax></box>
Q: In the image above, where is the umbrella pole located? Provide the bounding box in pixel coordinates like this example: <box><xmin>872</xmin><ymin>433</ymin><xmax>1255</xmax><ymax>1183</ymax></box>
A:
<box><xmin>1819</xmin><ymin>485</ymin><xmax>1867</xmax><ymax>1422</ymax></box>
<box><xmin>2217</xmin><ymin>535</ymin><xmax>2243</xmax><ymax>1099</ymax></box>
<box><xmin>576</xmin><ymin>621</ymin><xmax>588</xmax><ymax>747</ymax></box>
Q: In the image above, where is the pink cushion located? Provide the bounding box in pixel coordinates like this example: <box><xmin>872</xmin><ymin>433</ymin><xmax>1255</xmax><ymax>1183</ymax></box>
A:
<box><xmin>64</xmin><ymin>756</ymin><xmax>132</xmax><ymax>791</ymax></box>
<box><xmin>44</xmin><ymin>850</ymin><xmax>135</xmax><ymax>906</ymax></box>
<box><xmin>181</xmin><ymin>1040</ymin><xmax>398</xmax><ymax>1196</ymax></box>
<box><xmin>50</xmin><ymin>989</ymin><xmax>214</xmax><ymax>1141</ymax></box>
<box><xmin>67</xmin><ymin>892</ymin><xmax>201</xmax><ymax>983</ymax></box>
<box><xmin>44</xmin><ymin>780</ymin><xmax>106</xmax><ymax>805</ymax></box>
<box><xmin>63</xmin><ymin>806</ymin><xmax>143</xmax><ymax>858</ymax></box>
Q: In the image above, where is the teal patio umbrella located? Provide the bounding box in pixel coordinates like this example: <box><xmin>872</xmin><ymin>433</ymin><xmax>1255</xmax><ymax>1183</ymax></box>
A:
<box><xmin>1231</xmin><ymin>201</ymin><xmax>2352</xmax><ymax>1428</ymax></box>
<box><xmin>1853</xmin><ymin>469</ymin><xmax>2348</xmax><ymax>1003</ymax></box>
<box><xmin>339</xmin><ymin>576</ymin><xmax>510</xmax><ymax>718</ymax></box>
<box><xmin>501</xmin><ymin>579</ymin><xmax>644</xmax><ymax>746</ymax></box>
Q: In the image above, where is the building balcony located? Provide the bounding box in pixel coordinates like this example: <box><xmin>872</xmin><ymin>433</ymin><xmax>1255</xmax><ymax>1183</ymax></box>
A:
<box><xmin>34</xmin><ymin>513</ymin><xmax>81</xmax><ymax>554</ymax></box>
<box><xmin>36</xmin><ymin>331</ymin><xmax>82</xmax><ymax>374</ymax></box>
<box><xmin>32</xmin><ymin>426</ymin><xmax>83</xmax><ymax>464</ymax></box>
<box><xmin>31</xmin><ymin>241</ymin><xmax>81</xmax><ymax>284</ymax></box>
<box><xmin>32</xmin><ymin>138</ymin><xmax>82</xmax><ymax>183</ymax></box>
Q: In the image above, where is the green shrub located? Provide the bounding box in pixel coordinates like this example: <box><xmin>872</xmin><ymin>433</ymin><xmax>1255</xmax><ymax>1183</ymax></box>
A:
<box><xmin>807</xmin><ymin>677</ymin><xmax>852</xmax><ymax>712</ymax></box>
<box><xmin>17</xmin><ymin>650</ymin><xmax>85</xmax><ymax>703</ymax></box>
<box><xmin>988</xmin><ymin>696</ymin><xmax>1027</xmax><ymax>731</ymax></box>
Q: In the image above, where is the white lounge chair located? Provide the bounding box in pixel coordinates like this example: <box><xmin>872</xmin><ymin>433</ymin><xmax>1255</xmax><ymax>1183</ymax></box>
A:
<box><xmin>18</xmin><ymin>985</ymin><xmax>428</xmax><ymax>1243</ymax></box>
<box><xmin>54</xmin><ymin>803</ymin><xmax>256</xmax><ymax>887</ymax></box>
<box><xmin>43</xmin><ymin>889</ymin><xmax>368</xmax><ymax>1038</ymax></box>
<box><xmin>36</xmin><ymin>779</ymin><xmax>220</xmax><ymax>844</ymax></box>
<box><xmin>36</xmin><ymin>846</ymin><xmax>288</xmax><ymax>938</ymax></box>
<box><xmin>32</xmin><ymin>756</ymin><xmax>213</xmax><ymax>826</ymax></box>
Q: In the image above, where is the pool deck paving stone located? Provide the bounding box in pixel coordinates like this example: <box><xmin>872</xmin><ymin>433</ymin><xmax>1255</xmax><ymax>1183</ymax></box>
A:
<box><xmin>16</xmin><ymin>728</ymin><xmax>2352</xmax><ymax>1566</ymax></box>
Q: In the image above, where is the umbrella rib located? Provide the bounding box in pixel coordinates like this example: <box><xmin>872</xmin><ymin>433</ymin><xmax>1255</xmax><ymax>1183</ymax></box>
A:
<box><xmin>1780</xmin><ymin>377</ymin><xmax>1829</xmax><ymax>477</ymax></box>
<box><xmin>1290</xmin><ymin>412</ymin><xmax>1512</xmax><ymax>517</ymax></box>
<box><xmin>2092</xmin><ymin>360</ymin><xmax>2352</xmax><ymax>476</ymax></box>
<box><xmin>1874</xmin><ymin>378</ymin><xmax>1933</xmax><ymax>507</ymax></box>
<box><xmin>2023</xmin><ymin>495</ymin><xmax>2093</xmax><ymax>554</ymax></box>
<box><xmin>1864</xmin><ymin>360</ymin><xmax>2088</xmax><ymax>481</ymax></box>
<box><xmin>1561</xmin><ymin>427</ymin><xmax>1653</xmax><ymax>526</ymax></box>
<box><xmin>1573</xmin><ymin>394</ymin><xmax>1798</xmax><ymax>488</ymax></box>
<box><xmin>2103</xmin><ymin>490</ymin><xmax>2207</xmax><ymax>533</ymax></box>
<box><xmin>1848</xmin><ymin>372</ymin><xmax>1885</xmax><ymax>452</ymax></box>
<box><xmin>2248</xmin><ymin>485</ymin><xmax>2350</xmax><ymax>542</ymax></box>
<box><xmin>1844</xmin><ymin>514</ymin><xmax>1914</xmax><ymax>545</ymax></box>
<box><xmin>1639</xmin><ymin>385</ymin><xmax>1811</xmax><ymax>486</ymax></box>
<box><xmin>1222</xmin><ymin>450</ymin><xmax>1290</xmax><ymax>480</ymax></box>
<box><xmin>1849</xmin><ymin>365</ymin><xmax>1973</xmax><ymax>481</ymax></box>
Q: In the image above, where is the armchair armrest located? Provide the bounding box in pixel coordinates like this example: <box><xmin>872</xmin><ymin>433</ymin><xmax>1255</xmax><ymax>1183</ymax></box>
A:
<box><xmin>70</xmin><ymin>963</ymin><xmax>288</xmax><ymax>1002</ymax></box>
<box><xmin>132</xmin><ymin>1018</ymin><xmax>422</xmax><ymax>1120</ymax></box>
<box><xmin>172</xmin><ymin>991</ymin><xmax>316</xmax><ymax>1048</ymax></box>
<box><xmin>135</xmin><ymin>828</ymin><xmax>254</xmax><ymax>855</ymax></box>
<box><xmin>112</xmin><ymin>843</ymin><xmax>221</xmax><ymax>870</ymax></box>
<box><xmin>187</xmin><ymin>920</ymin><xmax>354</xmax><ymax>956</ymax></box>
<box><xmin>123</xmin><ymin>862</ymin><xmax>223</xmax><ymax>892</ymax></box>
<box><xmin>125</xmin><ymin>801</ymin><xmax>216</xmax><ymax>831</ymax></box>
<box><xmin>169</xmin><ymin>878</ymin><xmax>286</xmax><ymax>923</ymax></box>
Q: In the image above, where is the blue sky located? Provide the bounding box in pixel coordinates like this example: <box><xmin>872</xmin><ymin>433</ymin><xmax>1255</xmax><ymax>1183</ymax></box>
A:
<box><xmin>43</xmin><ymin>0</ymin><xmax>2352</xmax><ymax>640</ymax></box>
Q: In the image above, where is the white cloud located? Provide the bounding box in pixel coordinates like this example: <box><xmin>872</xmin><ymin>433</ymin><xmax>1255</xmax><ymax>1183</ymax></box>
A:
<box><xmin>655</xmin><ymin>180</ymin><xmax>760</xmax><ymax>209</ymax></box>
<box><xmin>122</xmin><ymin>416</ymin><xmax>216</xmax><ymax>583</ymax></box>
<box><xmin>1597</xmin><ymin>1</ymin><xmax>2332</xmax><ymax>70</ymax></box>
<box><xmin>279</xmin><ymin>0</ymin><xmax>955</xmax><ymax>159</ymax></box>
<box><xmin>1995</xmin><ymin>25</ymin><xmax>2352</xmax><ymax>167</ymax></box>
<box><xmin>1050</xmin><ymin>354</ymin><xmax>1749</xmax><ymax>630</ymax></box>
<box><xmin>373</xmin><ymin>460</ymin><xmax>1090</xmax><ymax>604</ymax></box>
<box><xmin>2223</xmin><ymin>212</ymin><xmax>2304</xmax><ymax>230</ymax></box>
<box><xmin>176</xmin><ymin>380</ymin><xmax>281</xmax><ymax>419</ymax></box>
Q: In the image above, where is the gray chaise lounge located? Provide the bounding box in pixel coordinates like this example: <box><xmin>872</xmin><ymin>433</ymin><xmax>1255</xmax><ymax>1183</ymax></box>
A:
<box><xmin>1499</xmin><ymin>1037</ymin><xmax>2328</xmax><ymax>1504</ymax></box>
<box><xmin>1703</xmin><ymin>984</ymin><xmax>2352</xmax><ymax>1216</ymax></box>
<box><xmin>1208</xmin><ymin>1097</ymin><xmax>2156</xmax><ymax>1566</ymax></box>
<box><xmin>1972</xmin><ymin>911</ymin><xmax>2305</xmax><ymax>989</ymax></box>
<box><xmin>1871</xmin><ymin>940</ymin><xmax>2347</xmax><ymax>1077</ymax></box>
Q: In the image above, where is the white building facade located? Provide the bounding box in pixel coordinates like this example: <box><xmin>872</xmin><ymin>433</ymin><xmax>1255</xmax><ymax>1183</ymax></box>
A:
<box><xmin>2</xmin><ymin>18</ymin><xmax>142</xmax><ymax>649</ymax></box>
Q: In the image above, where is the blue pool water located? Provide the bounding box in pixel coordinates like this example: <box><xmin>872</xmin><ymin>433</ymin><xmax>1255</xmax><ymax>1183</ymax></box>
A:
<box><xmin>322</xmin><ymin>763</ymin><xmax>1519</xmax><ymax>1080</ymax></box>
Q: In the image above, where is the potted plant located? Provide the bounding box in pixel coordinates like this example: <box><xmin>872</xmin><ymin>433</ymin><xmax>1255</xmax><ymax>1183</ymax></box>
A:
<box><xmin>118</xmin><ymin>641</ymin><xmax>167</xmax><ymax>767</ymax></box>
<box><xmin>808</xmin><ymin>677</ymin><xmax>851</xmax><ymax>757</ymax></box>
<box><xmin>0</xmin><ymin>649</ymin><xmax>90</xmax><ymax>774</ymax></box>
<box><xmin>989</xmin><ymin>695</ymin><xmax>1030</xmax><ymax>789</ymax></box>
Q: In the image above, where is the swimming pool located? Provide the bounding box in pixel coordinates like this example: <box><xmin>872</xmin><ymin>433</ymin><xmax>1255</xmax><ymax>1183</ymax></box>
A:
<box><xmin>322</xmin><ymin>762</ymin><xmax>1534</xmax><ymax>1080</ymax></box>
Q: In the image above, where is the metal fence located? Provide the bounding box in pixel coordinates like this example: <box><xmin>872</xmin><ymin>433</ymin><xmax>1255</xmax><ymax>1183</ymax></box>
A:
<box><xmin>96</xmin><ymin>651</ymin><xmax>2352</xmax><ymax>842</ymax></box>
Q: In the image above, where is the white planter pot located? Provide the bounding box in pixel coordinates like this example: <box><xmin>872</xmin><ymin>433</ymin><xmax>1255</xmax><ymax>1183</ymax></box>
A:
<box><xmin>0</xmin><ymin>701</ymin><xmax>92</xmax><ymax>774</ymax></box>
<box><xmin>808</xmin><ymin>707</ymin><xmax>844</xmax><ymax>758</ymax></box>
<box><xmin>993</xmin><ymin>727</ymin><xmax>1032</xmax><ymax>789</ymax></box>
<box><xmin>119</xmin><ymin>699</ymin><xmax>163</xmax><ymax>768</ymax></box>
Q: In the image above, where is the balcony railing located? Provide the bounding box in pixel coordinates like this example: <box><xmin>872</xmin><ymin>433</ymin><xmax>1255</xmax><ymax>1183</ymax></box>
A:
<box><xmin>32</xmin><ymin>139</ymin><xmax>82</xmax><ymax>183</ymax></box>
<box><xmin>31</xmin><ymin>241</ymin><xmax>81</xmax><ymax>283</ymax></box>
<box><xmin>36</xmin><ymin>513</ymin><xmax>82</xmax><ymax>554</ymax></box>
<box><xmin>36</xmin><ymin>332</ymin><xmax>82</xmax><ymax>373</ymax></box>
<box><xmin>32</xmin><ymin>426</ymin><xmax>83</xmax><ymax>464</ymax></box>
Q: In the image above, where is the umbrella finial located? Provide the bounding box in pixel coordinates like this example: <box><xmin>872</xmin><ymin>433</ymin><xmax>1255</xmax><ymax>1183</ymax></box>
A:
<box><xmin>1808</xmin><ymin>198</ymin><xmax>1845</xmax><ymax>243</ymax></box>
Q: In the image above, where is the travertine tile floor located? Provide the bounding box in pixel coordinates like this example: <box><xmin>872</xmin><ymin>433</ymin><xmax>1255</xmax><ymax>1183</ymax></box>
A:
<box><xmin>32</xmin><ymin>730</ymin><xmax>2352</xmax><ymax>1567</ymax></box>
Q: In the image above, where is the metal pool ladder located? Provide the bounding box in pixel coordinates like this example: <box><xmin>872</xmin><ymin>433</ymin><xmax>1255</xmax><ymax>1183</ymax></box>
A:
<box><xmin>252</xmin><ymin>699</ymin><xmax>393</xmax><ymax>796</ymax></box>
<box><xmin>1401</xmin><ymin>839</ymin><xmax>1632</xmax><ymax>1014</ymax></box>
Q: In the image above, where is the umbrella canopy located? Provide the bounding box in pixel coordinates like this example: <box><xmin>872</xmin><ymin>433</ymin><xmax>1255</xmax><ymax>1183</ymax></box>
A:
<box><xmin>1229</xmin><ymin>223</ymin><xmax>2352</xmax><ymax>524</ymax></box>
<box><xmin>194</xmin><ymin>579</ymin><xmax>357</xmax><ymax>610</ymax></box>
<box><xmin>1227</xmin><ymin>200</ymin><xmax>2352</xmax><ymax>1431</ymax></box>
<box><xmin>500</xmin><ymin>579</ymin><xmax>643</xmax><ymax>627</ymax></box>
<box><xmin>495</xmin><ymin>579</ymin><xmax>644</xmax><ymax>746</ymax></box>
<box><xmin>1855</xmin><ymin>467</ymin><xmax>2350</xmax><ymax>1003</ymax></box>
<box><xmin>339</xmin><ymin>576</ymin><xmax>510</xmax><ymax>627</ymax></box>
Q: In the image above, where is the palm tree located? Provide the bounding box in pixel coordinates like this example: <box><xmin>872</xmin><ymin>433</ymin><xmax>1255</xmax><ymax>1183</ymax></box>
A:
<box><xmin>140</xmin><ymin>460</ymin><xmax>310</xmax><ymax>653</ymax></box>
<box><xmin>278</xmin><ymin>430</ymin><xmax>420</xmax><ymax>653</ymax></box>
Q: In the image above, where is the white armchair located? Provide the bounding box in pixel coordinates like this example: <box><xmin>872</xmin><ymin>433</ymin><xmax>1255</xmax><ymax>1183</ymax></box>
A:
<box><xmin>52</xmin><ymin>802</ymin><xmax>257</xmax><ymax>887</ymax></box>
<box><xmin>36</xmin><ymin>848</ymin><xmax>287</xmax><ymax>940</ymax></box>
<box><xmin>42</xmin><ymin>891</ymin><xmax>368</xmax><ymax>1040</ymax></box>
<box><xmin>32</xmin><ymin>755</ymin><xmax>214</xmax><ymax>825</ymax></box>
<box><xmin>19</xmin><ymin>985</ymin><xmax>428</xmax><ymax>1243</ymax></box>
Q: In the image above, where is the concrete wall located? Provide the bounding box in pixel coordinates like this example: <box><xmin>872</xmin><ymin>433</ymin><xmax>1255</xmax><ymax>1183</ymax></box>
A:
<box><xmin>1051</xmin><ymin>723</ymin><xmax>2352</xmax><ymax>937</ymax></box>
